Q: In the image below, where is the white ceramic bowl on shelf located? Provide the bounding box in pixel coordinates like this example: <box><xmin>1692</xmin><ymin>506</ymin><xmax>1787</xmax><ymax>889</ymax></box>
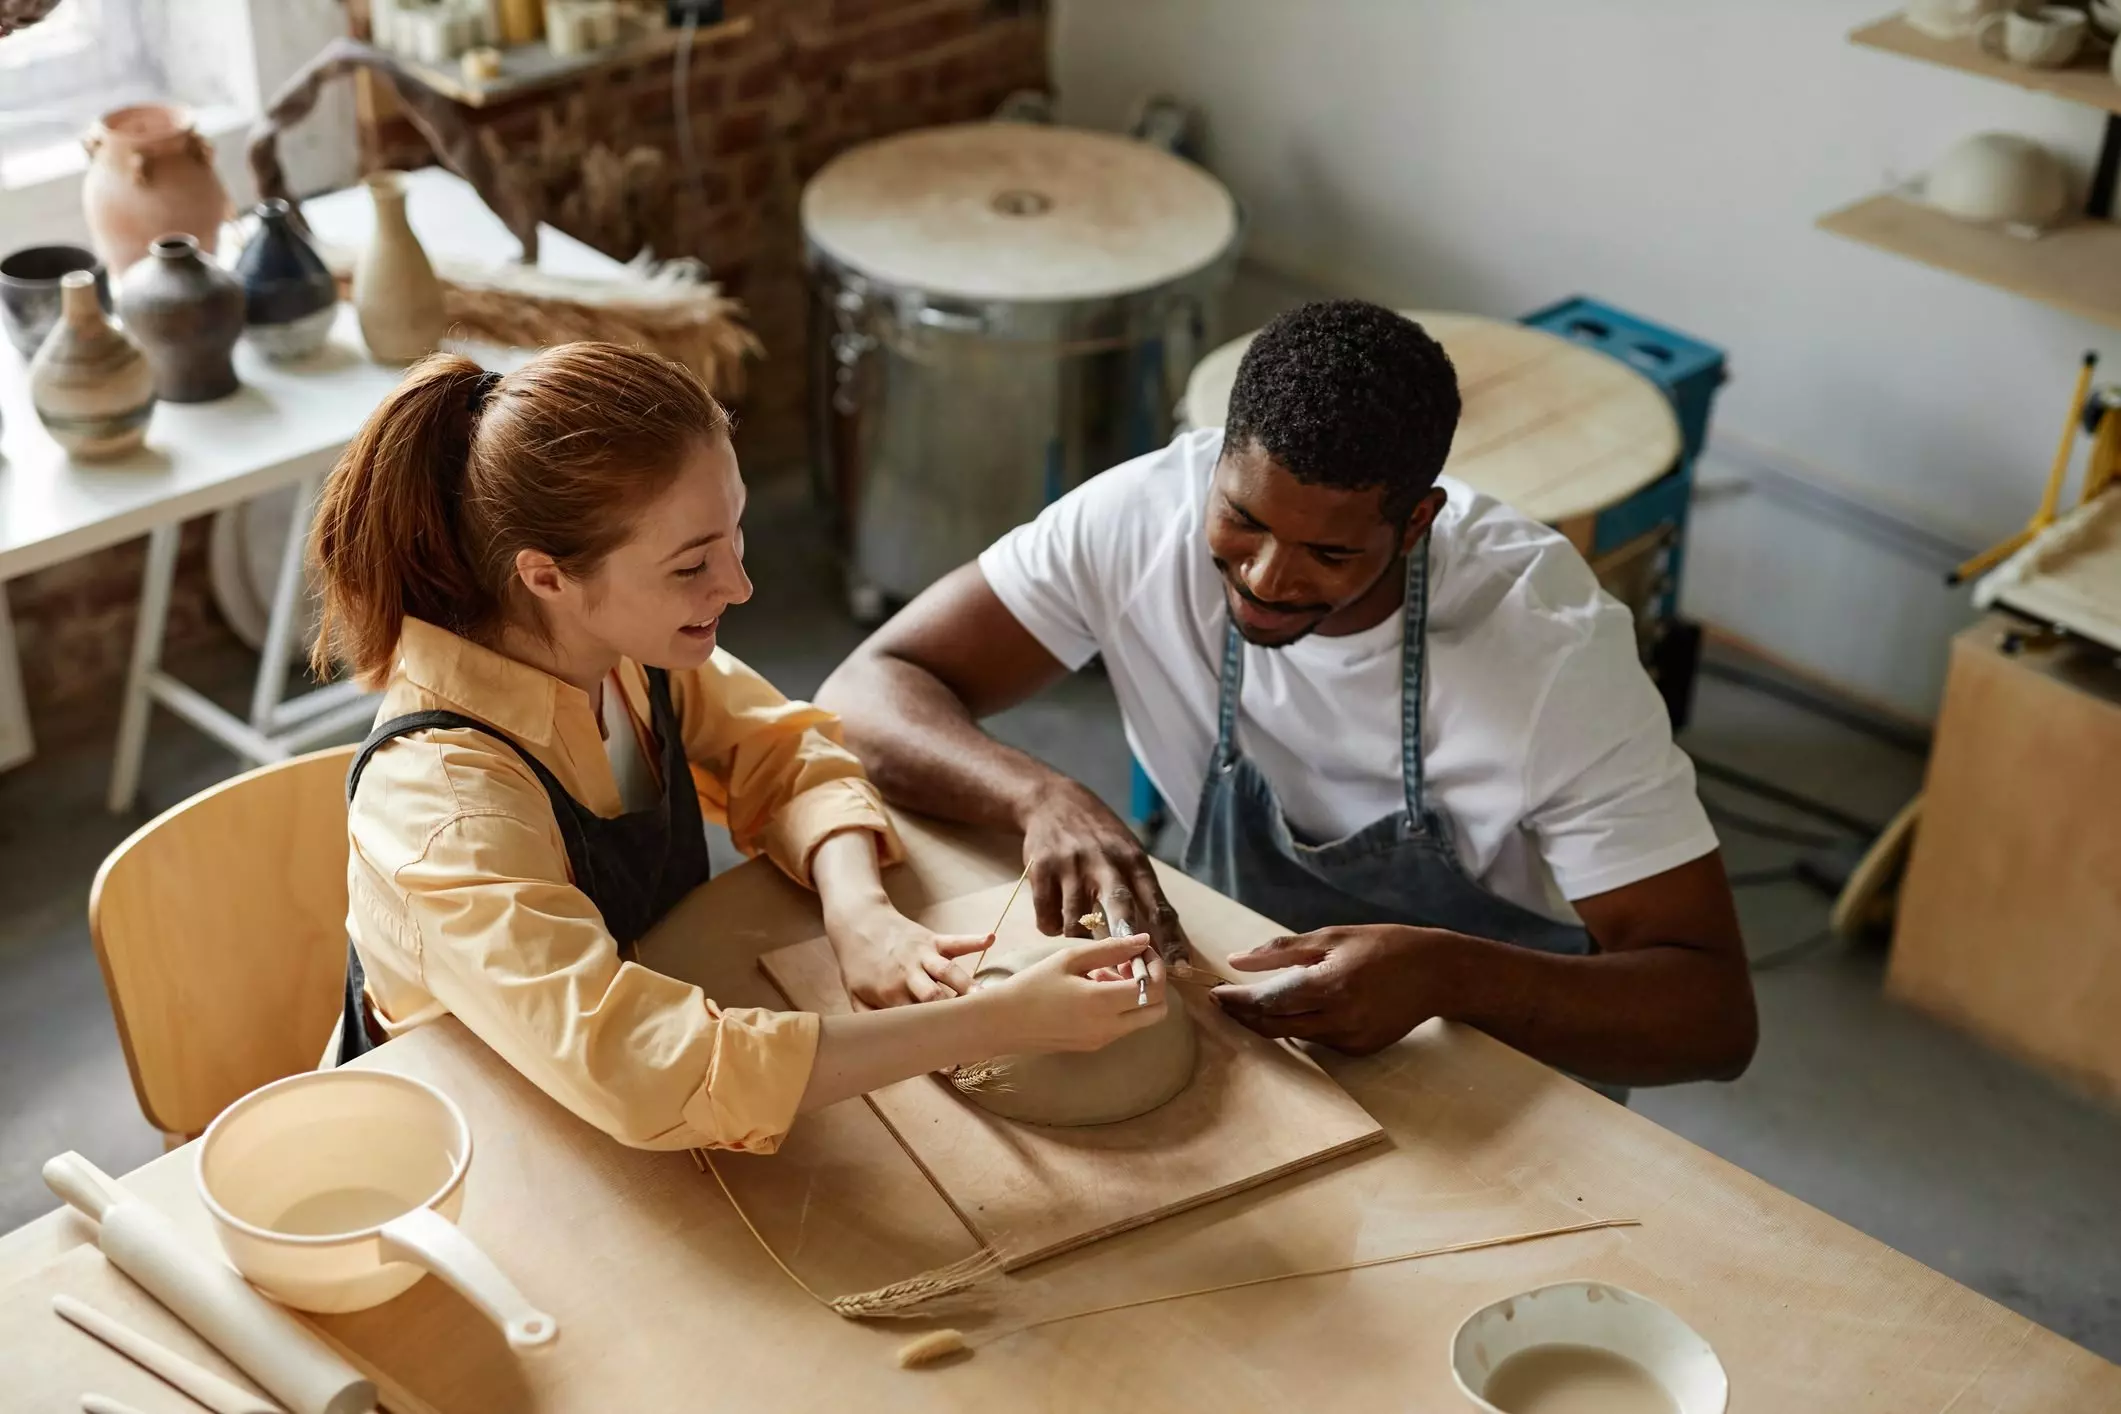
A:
<box><xmin>1925</xmin><ymin>132</ymin><xmax>2072</xmax><ymax>228</ymax></box>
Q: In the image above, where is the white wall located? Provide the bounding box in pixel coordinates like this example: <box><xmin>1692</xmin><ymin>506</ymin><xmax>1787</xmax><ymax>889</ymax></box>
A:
<box><xmin>1054</xmin><ymin>0</ymin><xmax>2120</xmax><ymax>719</ymax></box>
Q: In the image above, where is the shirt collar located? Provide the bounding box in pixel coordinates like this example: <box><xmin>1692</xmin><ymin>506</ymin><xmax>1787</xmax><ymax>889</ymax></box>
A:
<box><xmin>392</xmin><ymin>617</ymin><xmax>579</xmax><ymax>749</ymax></box>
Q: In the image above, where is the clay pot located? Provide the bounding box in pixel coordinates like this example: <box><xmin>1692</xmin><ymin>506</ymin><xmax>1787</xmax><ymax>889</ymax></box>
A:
<box><xmin>353</xmin><ymin>171</ymin><xmax>447</xmax><ymax>364</ymax></box>
<box><xmin>234</xmin><ymin>199</ymin><xmax>338</xmax><ymax>361</ymax></box>
<box><xmin>29</xmin><ymin>270</ymin><xmax>156</xmax><ymax>458</ymax></box>
<box><xmin>0</xmin><ymin>244</ymin><xmax>109</xmax><ymax>359</ymax></box>
<box><xmin>82</xmin><ymin>103</ymin><xmax>231</xmax><ymax>276</ymax></box>
<box><xmin>117</xmin><ymin>234</ymin><xmax>245</xmax><ymax>403</ymax></box>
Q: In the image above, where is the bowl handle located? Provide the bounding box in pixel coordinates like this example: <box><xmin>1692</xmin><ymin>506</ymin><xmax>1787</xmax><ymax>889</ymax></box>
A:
<box><xmin>378</xmin><ymin>1206</ymin><xmax>557</xmax><ymax>1349</ymax></box>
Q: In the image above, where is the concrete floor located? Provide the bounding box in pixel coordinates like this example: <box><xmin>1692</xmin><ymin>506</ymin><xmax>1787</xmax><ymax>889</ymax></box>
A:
<box><xmin>2</xmin><ymin>477</ymin><xmax>2117</xmax><ymax>1361</ymax></box>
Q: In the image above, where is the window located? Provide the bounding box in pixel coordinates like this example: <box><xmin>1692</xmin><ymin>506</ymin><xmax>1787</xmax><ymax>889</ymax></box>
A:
<box><xmin>0</xmin><ymin>0</ymin><xmax>160</xmax><ymax>165</ymax></box>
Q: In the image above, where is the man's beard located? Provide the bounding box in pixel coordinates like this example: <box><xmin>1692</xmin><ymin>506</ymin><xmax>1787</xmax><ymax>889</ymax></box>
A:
<box><xmin>1215</xmin><ymin>552</ymin><xmax>1403</xmax><ymax>648</ymax></box>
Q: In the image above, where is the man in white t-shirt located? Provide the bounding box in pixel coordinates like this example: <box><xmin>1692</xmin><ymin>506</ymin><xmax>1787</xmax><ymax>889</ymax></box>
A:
<box><xmin>819</xmin><ymin>301</ymin><xmax>1755</xmax><ymax>1087</ymax></box>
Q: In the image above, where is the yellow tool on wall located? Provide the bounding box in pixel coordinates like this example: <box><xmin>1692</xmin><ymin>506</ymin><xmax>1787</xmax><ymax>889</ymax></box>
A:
<box><xmin>1948</xmin><ymin>351</ymin><xmax>2115</xmax><ymax>586</ymax></box>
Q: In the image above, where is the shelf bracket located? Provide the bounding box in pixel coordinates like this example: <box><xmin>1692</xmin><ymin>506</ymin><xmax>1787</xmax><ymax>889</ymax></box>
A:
<box><xmin>2089</xmin><ymin>113</ymin><xmax>2121</xmax><ymax>221</ymax></box>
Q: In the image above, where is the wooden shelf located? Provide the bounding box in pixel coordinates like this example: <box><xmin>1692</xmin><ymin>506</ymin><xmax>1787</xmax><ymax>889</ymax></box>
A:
<box><xmin>1819</xmin><ymin>192</ymin><xmax>2121</xmax><ymax>328</ymax></box>
<box><xmin>1851</xmin><ymin>14</ymin><xmax>2121</xmax><ymax>116</ymax></box>
<box><xmin>397</xmin><ymin>14</ymin><xmax>753</xmax><ymax>107</ymax></box>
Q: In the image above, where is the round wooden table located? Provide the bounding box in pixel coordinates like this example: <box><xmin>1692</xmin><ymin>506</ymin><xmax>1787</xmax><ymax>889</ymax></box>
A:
<box><xmin>1181</xmin><ymin>309</ymin><xmax>1681</xmax><ymax>536</ymax></box>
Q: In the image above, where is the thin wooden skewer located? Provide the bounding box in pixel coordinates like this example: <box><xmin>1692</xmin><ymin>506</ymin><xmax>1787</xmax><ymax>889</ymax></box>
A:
<box><xmin>966</xmin><ymin>864</ymin><xmax>1030</xmax><ymax>976</ymax></box>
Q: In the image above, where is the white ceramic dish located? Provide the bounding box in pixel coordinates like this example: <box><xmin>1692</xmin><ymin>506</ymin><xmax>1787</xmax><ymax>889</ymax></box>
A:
<box><xmin>1451</xmin><ymin>1280</ymin><xmax>1727</xmax><ymax>1413</ymax></box>
<box><xmin>196</xmin><ymin>1069</ymin><xmax>556</xmax><ymax>1349</ymax></box>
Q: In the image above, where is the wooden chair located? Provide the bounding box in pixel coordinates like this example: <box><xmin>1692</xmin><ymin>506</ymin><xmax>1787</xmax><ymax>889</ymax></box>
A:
<box><xmin>89</xmin><ymin>744</ymin><xmax>357</xmax><ymax>1146</ymax></box>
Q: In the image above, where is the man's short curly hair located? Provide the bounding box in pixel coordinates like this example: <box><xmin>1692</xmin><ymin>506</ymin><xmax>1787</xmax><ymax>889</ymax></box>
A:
<box><xmin>1224</xmin><ymin>300</ymin><xmax>1460</xmax><ymax>522</ymax></box>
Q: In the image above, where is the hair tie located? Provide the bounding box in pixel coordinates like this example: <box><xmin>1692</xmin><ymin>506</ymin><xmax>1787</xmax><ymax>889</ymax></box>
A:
<box><xmin>468</xmin><ymin>370</ymin><xmax>503</xmax><ymax>415</ymax></box>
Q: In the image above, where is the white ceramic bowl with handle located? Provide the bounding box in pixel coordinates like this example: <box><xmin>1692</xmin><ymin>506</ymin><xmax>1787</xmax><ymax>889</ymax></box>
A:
<box><xmin>1451</xmin><ymin>1280</ymin><xmax>1727</xmax><ymax>1413</ymax></box>
<box><xmin>196</xmin><ymin>1069</ymin><xmax>557</xmax><ymax>1349</ymax></box>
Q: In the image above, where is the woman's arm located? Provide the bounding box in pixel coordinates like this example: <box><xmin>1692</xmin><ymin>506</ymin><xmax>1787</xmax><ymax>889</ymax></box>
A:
<box><xmin>810</xmin><ymin>829</ymin><xmax>990</xmax><ymax>1005</ymax></box>
<box><xmin>800</xmin><ymin>935</ymin><xmax>1166</xmax><ymax>1112</ymax></box>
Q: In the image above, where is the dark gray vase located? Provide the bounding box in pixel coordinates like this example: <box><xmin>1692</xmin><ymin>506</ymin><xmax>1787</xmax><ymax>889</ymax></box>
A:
<box><xmin>0</xmin><ymin>245</ymin><xmax>109</xmax><ymax>359</ymax></box>
<box><xmin>234</xmin><ymin>199</ymin><xmax>337</xmax><ymax>361</ymax></box>
<box><xmin>115</xmin><ymin>233</ymin><xmax>244</xmax><ymax>403</ymax></box>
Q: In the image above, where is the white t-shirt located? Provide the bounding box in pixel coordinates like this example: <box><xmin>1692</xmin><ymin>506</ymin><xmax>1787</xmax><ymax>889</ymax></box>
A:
<box><xmin>978</xmin><ymin>428</ymin><xmax>1718</xmax><ymax>922</ymax></box>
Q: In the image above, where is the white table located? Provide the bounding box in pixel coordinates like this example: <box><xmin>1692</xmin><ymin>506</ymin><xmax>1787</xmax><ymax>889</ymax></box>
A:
<box><xmin>0</xmin><ymin>167</ymin><xmax>628</xmax><ymax>805</ymax></box>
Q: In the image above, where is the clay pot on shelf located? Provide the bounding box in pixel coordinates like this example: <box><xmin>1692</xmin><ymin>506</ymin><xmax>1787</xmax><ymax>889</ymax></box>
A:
<box><xmin>0</xmin><ymin>244</ymin><xmax>108</xmax><ymax>359</ymax></box>
<box><xmin>81</xmin><ymin>103</ymin><xmax>232</xmax><ymax>276</ymax></box>
<box><xmin>353</xmin><ymin>171</ymin><xmax>447</xmax><ymax>364</ymax></box>
<box><xmin>116</xmin><ymin>233</ymin><xmax>245</xmax><ymax>403</ymax></box>
<box><xmin>234</xmin><ymin>199</ymin><xmax>338</xmax><ymax>362</ymax></box>
<box><xmin>29</xmin><ymin>270</ymin><xmax>156</xmax><ymax>458</ymax></box>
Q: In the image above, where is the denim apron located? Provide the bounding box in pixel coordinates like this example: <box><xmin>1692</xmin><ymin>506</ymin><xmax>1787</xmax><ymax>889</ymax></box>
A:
<box><xmin>335</xmin><ymin>666</ymin><xmax>712</xmax><ymax>1064</ymax></box>
<box><xmin>1182</xmin><ymin>539</ymin><xmax>1620</xmax><ymax>1092</ymax></box>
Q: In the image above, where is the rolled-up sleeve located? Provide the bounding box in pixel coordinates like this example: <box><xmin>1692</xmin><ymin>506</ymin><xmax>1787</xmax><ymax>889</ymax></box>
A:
<box><xmin>393</xmin><ymin>758</ymin><xmax>819</xmax><ymax>1152</ymax></box>
<box><xmin>676</xmin><ymin>648</ymin><xmax>903</xmax><ymax>886</ymax></box>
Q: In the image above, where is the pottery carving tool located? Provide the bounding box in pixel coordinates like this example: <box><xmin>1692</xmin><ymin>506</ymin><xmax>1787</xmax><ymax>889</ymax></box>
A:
<box><xmin>56</xmin><ymin>1295</ymin><xmax>284</xmax><ymax>1414</ymax></box>
<box><xmin>42</xmin><ymin>1153</ymin><xmax>377</xmax><ymax>1414</ymax></box>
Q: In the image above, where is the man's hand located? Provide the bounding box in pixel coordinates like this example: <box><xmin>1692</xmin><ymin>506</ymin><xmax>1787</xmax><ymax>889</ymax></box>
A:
<box><xmin>1212</xmin><ymin>925</ymin><xmax>1452</xmax><ymax>1055</ymax></box>
<box><xmin>825</xmin><ymin>904</ymin><xmax>990</xmax><ymax>1008</ymax></box>
<box><xmin>1021</xmin><ymin>780</ymin><xmax>1186</xmax><ymax>963</ymax></box>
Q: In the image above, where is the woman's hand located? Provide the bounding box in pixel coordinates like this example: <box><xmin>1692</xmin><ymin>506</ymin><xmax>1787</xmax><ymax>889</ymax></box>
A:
<box><xmin>976</xmin><ymin>935</ymin><xmax>1167</xmax><ymax>1053</ymax></box>
<box><xmin>827</xmin><ymin>903</ymin><xmax>988</xmax><ymax>1007</ymax></box>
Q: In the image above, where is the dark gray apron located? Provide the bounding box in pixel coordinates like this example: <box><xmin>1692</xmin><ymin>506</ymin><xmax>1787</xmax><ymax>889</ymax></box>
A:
<box><xmin>336</xmin><ymin>666</ymin><xmax>713</xmax><ymax>1064</ymax></box>
<box><xmin>1183</xmin><ymin>539</ymin><xmax>1620</xmax><ymax>1092</ymax></box>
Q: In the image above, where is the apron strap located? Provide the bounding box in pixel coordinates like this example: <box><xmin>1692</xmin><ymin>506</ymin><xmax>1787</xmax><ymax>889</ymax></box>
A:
<box><xmin>346</xmin><ymin>707</ymin><xmax>596</xmax><ymax>889</ymax></box>
<box><xmin>1399</xmin><ymin>535</ymin><xmax>1432</xmax><ymax>821</ymax></box>
<box><xmin>1212</xmin><ymin>616</ymin><xmax>1246</xmax><ymax>767</ymax></box>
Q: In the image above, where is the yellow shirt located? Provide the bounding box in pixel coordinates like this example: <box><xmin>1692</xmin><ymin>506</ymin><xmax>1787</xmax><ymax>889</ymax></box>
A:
<box><xmin>344</xmin><ymin>617</ymin><xmax>902</xmax><ymax>1154</ymax></box>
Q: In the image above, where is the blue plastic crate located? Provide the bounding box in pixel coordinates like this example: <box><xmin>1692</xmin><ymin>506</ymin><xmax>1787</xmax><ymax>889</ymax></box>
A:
<box><xmin>1520</xmin><ymin>296</ymin><xmax>1726</xmax><ymax>465</ymax></box>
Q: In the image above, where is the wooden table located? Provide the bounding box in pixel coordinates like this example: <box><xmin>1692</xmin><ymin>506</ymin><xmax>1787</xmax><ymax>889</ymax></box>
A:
<box><xmin>1180</xmin><ymin>309</ymin><xmax>1683</xmax><ymax>544</ymax></box>
<box><xmin>4</xmin><ymin>815</ymin><xmax>2114</xmax><ymax>1411</ymax></box>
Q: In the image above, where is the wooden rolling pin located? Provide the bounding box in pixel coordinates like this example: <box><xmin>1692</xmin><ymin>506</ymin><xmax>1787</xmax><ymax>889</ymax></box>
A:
<box><xmin>43</xmin><ymin>1153</ymin><xmax>377</xmax><ymax>1414</ymax></box>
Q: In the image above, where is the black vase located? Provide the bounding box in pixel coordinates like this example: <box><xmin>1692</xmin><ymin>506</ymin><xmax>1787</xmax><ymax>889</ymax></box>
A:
<box><xmin>115</xmin><ymin>233</ymin><xmax>244</xmax><ymax>403</ymax></box>
<box><xmin>234</xmin><ymin>199</ymin><xmax>338</xmax><ymax>362</ymax></box>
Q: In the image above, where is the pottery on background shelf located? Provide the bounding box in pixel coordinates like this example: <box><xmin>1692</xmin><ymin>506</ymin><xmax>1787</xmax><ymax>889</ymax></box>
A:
<box><xmin>0</xmin><ymin>244</ymin><xmax>109</xmax><ymax>359</ymax></box>
<box><xmin>29</xmin><ymin>270</ymin><xmax>156</xmax><ymax>459</ymax></box>
<box><xmin>117</xmin><ymin>234</ymin><xmax>245</xmax><ymax>403</ymax></box>
<box><xmin>1926</xmin><ymin>132</ymin><xmax>2072</xmax><ymax>229</ymax></box>
<box><xmin>235</xmin><ymin>199</ymin><xmax>339</xmax><ymax>362</ymax></box>
<box><xmin>81</xmin><ymin>103</ymin><xmax>232</xmax><ymax>277</ymax></box>
<box><xmin>353</xmin><ymin>171</ymin><xmax>448</xmax><ymax>364</ymax></box>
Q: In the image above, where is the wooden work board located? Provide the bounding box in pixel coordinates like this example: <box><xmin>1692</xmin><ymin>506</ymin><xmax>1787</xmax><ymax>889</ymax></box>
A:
<box><xmin>761</xmin><ymin>883</ymin><xmax>1387</xmax><ymax>1269</ymax></box>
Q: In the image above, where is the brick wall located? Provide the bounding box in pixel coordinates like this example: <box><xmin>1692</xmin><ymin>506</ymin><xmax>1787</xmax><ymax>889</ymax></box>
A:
<box><xmin>12</xmin><ymin>0</ymin><xmax>1048</xmax><ymax>747</ymax></box>
<box><xmin>358</xmin><ymin>0</ymin><xmax>1052</xmax><ymax>465</ymax></box>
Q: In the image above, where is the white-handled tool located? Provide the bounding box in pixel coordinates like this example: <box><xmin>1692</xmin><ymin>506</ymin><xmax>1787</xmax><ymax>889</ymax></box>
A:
<box><xmin>43</xmin><ymin>1153</ymin><xmax>377</xmax><ymax>1414</ymax></box>
<box><xmin>55</xmin><ymin>1295</ymin><xmax>283</xmax><ymax>1414</ymax></box>
<box><xmin>82</xmin><ymin>1395</ymin><xmax>152</xmax><ymax>1414</ymax></box>
<box><xmin>1100</xmin><ymin>902</ymin><xmax>1151</xmax><ymax>1008</ymax></box>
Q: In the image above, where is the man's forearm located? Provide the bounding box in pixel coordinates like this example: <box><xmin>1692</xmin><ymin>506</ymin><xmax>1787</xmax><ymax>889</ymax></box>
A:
<box><xmin>821</xmin><ymin>652</ymin><xmax>1066</xmax><ymax>832</ymax></box>
<box><xmin>1429</xmin><ymin>932</ymin><xmax>1757</xmax><ymax>1087</ymax></box>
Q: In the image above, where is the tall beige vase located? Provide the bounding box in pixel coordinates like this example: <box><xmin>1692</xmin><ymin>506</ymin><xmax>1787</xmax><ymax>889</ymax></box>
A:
<box><xmin>29</xmin><ymin>270</ymin><xmax>156</xmax><ymax>458</ymax></box>
<box><xmin>353</xmin><ymin>171</ymin><xmax>447</xmax><ymax>364</ymax></box>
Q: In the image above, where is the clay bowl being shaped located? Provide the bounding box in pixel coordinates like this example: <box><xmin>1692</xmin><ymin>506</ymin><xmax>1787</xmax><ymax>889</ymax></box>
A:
<box><xmin>1925</xmin><ymin>132</ymin><xmax>2071</xmax><ymax>228</ymax></box>
<box><xmin>955</xmin><ymin>939</ymin><xmax>1196</xmax><ymax>1127</ymax></box>
<box><xmin>1451</xmin><ymin>1282</ymin><xmax>1727</xmax><ymax>1414</ymax></box>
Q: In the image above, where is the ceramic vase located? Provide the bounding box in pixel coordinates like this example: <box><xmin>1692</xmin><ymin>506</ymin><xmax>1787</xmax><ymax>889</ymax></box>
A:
<box><xmin>81</xmin><ymin>103</ymin><xmax>231</xmax><ymax>276</ymax></box>
<box><xmin>353</xmin><ymin>171</ymin><xmax>447</xmax><ymax>364</ymax></box>
<box><xmin>234</xmin><ymin>199</ymin><xmax>339</xmax><ymax>362</ymax></box>
<box><xmin>0</xmin><ymin>244</ymin><xmax>108</xmax><ymax>358</ymax></box>
<box><xmin>29</xmin><ymin>270</ymin><xmax>156</xmax><ymax>458</ymax></box>
<box><xmin>117</xmin><ymin>233</ymin><xmax>245</xmax><ymax>403</ymax></box>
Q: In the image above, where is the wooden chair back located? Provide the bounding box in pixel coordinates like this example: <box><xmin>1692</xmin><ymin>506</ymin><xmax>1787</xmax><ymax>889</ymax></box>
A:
<box><xmin>88</xmin><ymin>744</ymin><xmax>357</xmax><ymax>1140</ymax></box>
